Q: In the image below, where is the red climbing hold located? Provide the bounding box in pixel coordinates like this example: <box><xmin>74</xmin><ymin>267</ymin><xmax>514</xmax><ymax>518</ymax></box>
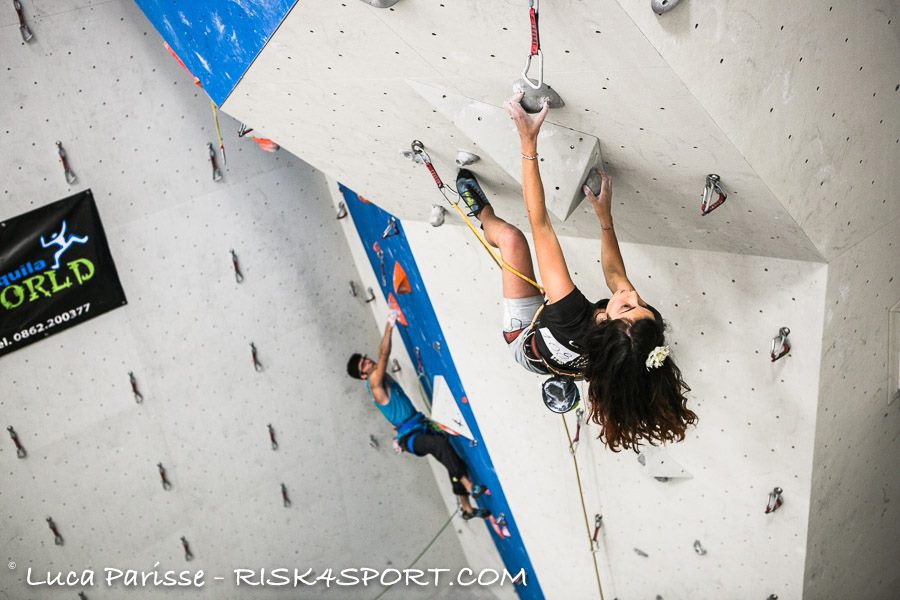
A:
<box><xmin>393</xmin><ymin>262</ymin><xmax>411</xmax><ymax>295</ymax></box>
<box><xmin>387</xmin><ymin>293</ymin><xmax>408</xmax><ymax>327</ymax></box>
<box><xmin>358</xmin><ymin>195</ymin><xmax>372</xmax><ymax>204</ymax></box>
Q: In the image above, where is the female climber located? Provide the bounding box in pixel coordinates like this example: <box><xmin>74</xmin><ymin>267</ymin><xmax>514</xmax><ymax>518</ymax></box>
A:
<box><xmin>454</xmin><ymin>90</ymin><xmax>696</xmax><ymax>451</ymax></box>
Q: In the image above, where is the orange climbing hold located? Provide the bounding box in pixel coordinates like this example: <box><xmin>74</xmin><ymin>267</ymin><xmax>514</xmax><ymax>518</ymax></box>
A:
<box><xmin>387</xmin><ymin>293</ymin><xmax>408</xmax><ymax>327</ymax></box>
<box><xmin>393</xmin><ymin>262</ymin><xmax>411</xmax><ymax>295</ymax></box>
<box><xmin>250</xmin><ymin>137</ymin><xmax>280</xmax><ymax>152</ymax></box>
<box><xmin>358</xmin><ymin>195</ymin><xmax>372</xmax><ymax>204</ymax></box>
<box><xmin>163</xmin><ymin>42</ymin><xmax>202</xmax><ymax>88</ymax></box>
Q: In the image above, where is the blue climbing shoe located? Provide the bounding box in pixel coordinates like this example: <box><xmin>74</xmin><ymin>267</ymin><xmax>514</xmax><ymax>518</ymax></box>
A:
<box><xmin>456</xmin><ymin>169</ymin><xmax>490</xmax><ymax>217</ymax></box>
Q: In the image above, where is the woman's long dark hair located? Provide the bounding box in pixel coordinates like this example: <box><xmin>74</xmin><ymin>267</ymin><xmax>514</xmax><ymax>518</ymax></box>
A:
<box><xmin>582</xmin><ymin>314</ymin><xmax>696</xmax><ymax>452</ymax></box>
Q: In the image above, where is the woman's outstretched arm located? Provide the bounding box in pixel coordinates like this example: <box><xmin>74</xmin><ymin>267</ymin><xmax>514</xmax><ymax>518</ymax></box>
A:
<box><xmin>504</xmin><ymin>92</ymin><xmax>575</xmax><ymax>303</ymax></box>
<box><xmin>584</xmin><ymin>172</ymin><xmax>633</xmax><ymax>293</ymax></box>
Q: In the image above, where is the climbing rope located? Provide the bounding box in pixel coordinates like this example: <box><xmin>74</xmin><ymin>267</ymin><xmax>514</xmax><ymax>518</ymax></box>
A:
<box><xmin>407</xmin><ymin>141</ymin><xmax>544</xmax><ymax>293</ymax></box>
<box><xmin>211</xmin><ymin>101</ymin><xmax>226</xmax><ymax>166</ymax></box>
<box><xmin>371</xmin><ymin>507</ymin><xmax>460</xmax><ymax>600</ymax></box>
<box><xmin>561</xmin><ymin>414</ymin><xmax>605</xmax><ymax>599</ymax></box>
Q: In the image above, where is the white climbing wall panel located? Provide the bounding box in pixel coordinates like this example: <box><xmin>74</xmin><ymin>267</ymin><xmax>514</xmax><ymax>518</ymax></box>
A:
<box><xmin>402</xmin><ymin>219</ymin><xmax>826</xmax><ymax>599</ymax></box>
<box><xmin>221</xmin><ymin>0</ymin><xmax>823</xmax><ymax>262</ymax></box>
<box><xmin>0</xmin><ymin>2</ymin><xmax>494</xmax><ymax>599</ymax></box>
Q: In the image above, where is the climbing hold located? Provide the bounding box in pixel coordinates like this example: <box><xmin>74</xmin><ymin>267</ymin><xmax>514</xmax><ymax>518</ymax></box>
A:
<box><xmin>515</xmin><ymin>0</ymin><xmax>565</xmax><ymax>113</ymax></box>
<box><xmin>455</xmin><ymin>150</ymin><xmax>480</xmax><ymax>167</ymax></box>
<box><xmin>429</xmin><ymin>204</ymin><xmax>446</xmax><ymax>227</ymax></box>
<box><xmin>393</xmin><ymin>262</ymin><xmax>411</xmax><ymax>295</ymax></box>
<box><xmin>163</xmin><ymin>42</ymin><xmax>201</xmax><ymax>87</ymax></box>
<box><xmin>584</xmin><ymin>168</ymin><xmax>602</xmax><ymax>196</ymax></box>
<box><xmin>358</xmin><ymin>195</ymin><xmax>372</xmax><ymax>204</ymax></box>
<box><xmin>512</xmin><ymin>79</ymin><xmax>565</xmax><ymax>114</ymax></box>
<box><xmin>700</xmin><ymin>174</ymin><xmax>727</xmax><ymax>215</ymax></box>
<box><xmin>771</xmin><ymin>327</ymin><xmax>791</xmax><ymax>361</ymax></box>
<box><xmin>387</xmin><ymin>293</ymin><xmax>408</xmax><ymax>326</ymax></box>
<box><xmin>359</xmin><ymin>0</ymin><xmax>401</xmax><ymax>7</ymax></box>
<box><xmin>651</xmin><ymin>0</ymin><xmax>682</xmax><ymax>15</ymax></box>
<box><xmin>250</xmin><ymin>137</ymin><xmax>279</xmax><ymax>152</ymax></box>
<box><xmin>634</xmin><ymin>547</ymin><xmax>649</xmax><ymax>557</ymax></box>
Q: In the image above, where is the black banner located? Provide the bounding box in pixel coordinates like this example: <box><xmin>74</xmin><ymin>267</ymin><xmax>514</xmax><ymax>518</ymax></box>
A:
<box><xmin>0</xmin><ymin>189</ymin><xmax>127</xmax><ymax>357</ymax></box>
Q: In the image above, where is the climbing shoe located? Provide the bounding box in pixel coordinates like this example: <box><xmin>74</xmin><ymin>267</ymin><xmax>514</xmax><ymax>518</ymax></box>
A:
<box><xmin>471</xmin><ymin>484</ymin><xmax>488</xmax><ymax>499</ymax></box>
<box><xmin>462</xmin><ymin>508</ymin><xmax>491</xmax><ymax>521</ymax></box>
<box><xmin>456</xmin><ymin>169</ymin><xmax>490</xmax><ymax>217</ymax></box>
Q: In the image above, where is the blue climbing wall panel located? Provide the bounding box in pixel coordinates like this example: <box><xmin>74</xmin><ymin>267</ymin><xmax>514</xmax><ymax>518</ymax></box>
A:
<box><xmin>340</xmin><ymin>184</ymin><xmax>544</xmax><ymax>599</ymax></box>
<box><xmin>134</xmin><ymin>0</ymin><xmax>297</xmax><ymax>105</ymax></box>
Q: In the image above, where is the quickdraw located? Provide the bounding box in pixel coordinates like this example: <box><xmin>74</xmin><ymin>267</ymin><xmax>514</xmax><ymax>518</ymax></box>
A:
<box><xmin>207</xmin><ymin>143</ymin><xmax>223</xmax><ymax>182</ymax></box>
<box><xmin>381</xmin><ymin>217</ymin><xmax>399</xmax><ymax>239</ymax></box>
<box><xmin>693</xmin><ymin>539</ymin><xmax>707</xmax><ymax>556</ymax></box>
<box><xmin>157</xmin><ymin>462</ymin><xmax>172</xmax><ymax>491</ymax></box>
<box><xmin>700</xmin><ymin>174</ymin><xmax>726</xmax><ymax>215</ymax></box>
<box><xmin>591</xmin><ymin>513</ymin><xmax>602</xmax><ymax>551</ymax></box>
<box><xmin>230</xmin><ymin>249</ymin><xmax>244</xmax><ymax>283</ymax></box>
<box><xmin>56</xmin><ymin>141</ymin><xmax>77</xmax><ymax>185</ymax></box>
<box><xmin>336</xmin><ymin>202</ymin><xmax>348</xmax><ymax>220</ymax></box>
<box><xmin>771</xmin><ymin>327</ymin><xmax>790</xmax><ymax>361</ymax></box>
<box><xmin>129</xmin><ymin>371</ymin><xmax>143</xmax><ymax>403</ymax></box>
<box><xmin>372</xmin><ymin>241</ymin><xmax>386</xmax><ymax>286</ymax></box>
<box><xmin>569</xmin><ymin>407</ymin><xmax>584</xmax><ymax>454</ymax></box>
<box><xmin>7</xmin><ymin>426</ymin><xmax>26</xmax><ymax>459</ymax></box>
<box><xmin>211</xmin><ymin>102</ymin><xmax>226</xmax><ymax>166</ymax></box>
<box><xmin>237</xmin><ymin>123</ymin><xmax>254</xmax><ymax>138</ymax></box>
<box><xmin>14</xmin><ymin>0</ymin><xmax>33</xmax><ymax>42</ymax></box>
<box><xmin>267</xmin><ymin>424</ymin><xmax>278</xmax><ymax>451</ymax></box>
<box><xmin>765</xmin><ymin>487</ymin><xmax>784</xmax><ymax>514</ymax></box>
<box><xmin>406</xmin><ymin>140</ymin><xmax>543</xmax><ymax>293</ymax></box>
<box><xmin>521</xmin><ymin>0</ymin><xmax>543</xmax><ymax>89</ymax></box>
<box><xmin>250</xmin><ymin>342</ymin><xmax>263</xmax><ymax>372</ymax></box>
<box><xmin>47</xmin><ymin>517</ymin><xmax>64</xmax><ymax>546</ymax></box>
<box><xmin>180</xmin><ymin>536</ymin><xmax>194</xmax><ymax>561</ymax></box>
<box><xmin>281</xmin><ymin>483</ymin><xmax>291</xmax><ymax>507</ymax></box>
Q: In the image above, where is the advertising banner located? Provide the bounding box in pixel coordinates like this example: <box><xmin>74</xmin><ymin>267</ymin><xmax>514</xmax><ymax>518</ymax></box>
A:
<box><xmin>0</xmin><ymin>189</ymin><xmax>127</xmax><ymax>357</ymax></box>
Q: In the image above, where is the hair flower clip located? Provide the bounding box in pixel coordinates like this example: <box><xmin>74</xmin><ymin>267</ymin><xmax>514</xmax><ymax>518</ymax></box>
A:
<box><xmin>645</xmin><ymin>345</ymin><xmax>670</xmax><ymax>370</ymax></box>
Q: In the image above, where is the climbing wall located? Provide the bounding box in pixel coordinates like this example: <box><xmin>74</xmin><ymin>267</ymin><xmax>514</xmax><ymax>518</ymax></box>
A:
<box><xmin>0</xmin><ymin>2</ymin><xmax>491</xmax><ymax>598</ymax></box>
<box><xmin>395</xmin><ymin>216</ymin><xmax>826</xmax><ymax>599</ymax></box>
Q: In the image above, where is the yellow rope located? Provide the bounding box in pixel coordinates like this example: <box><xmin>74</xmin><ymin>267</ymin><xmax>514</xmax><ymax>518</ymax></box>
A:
<box><xmin>211</xmin><ymin>100</ymin><xmax>225</xmax><ymax>165</ymax></box>
<box><xmin>448</xmin><ymin>201</ymin><xmax>544</xmax><ymax>293</ymax></box>
<box><xmin>561</xmin><ymin>414</ymin><xmax>605</xmax><ymax>599</ymax></box>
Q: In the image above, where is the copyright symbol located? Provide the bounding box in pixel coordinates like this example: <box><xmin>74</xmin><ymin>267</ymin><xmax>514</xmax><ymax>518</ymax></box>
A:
<box><xmin>8</xmin><ymin>561</ymin><xmax>15</xmax><ymax>570</ymax></box>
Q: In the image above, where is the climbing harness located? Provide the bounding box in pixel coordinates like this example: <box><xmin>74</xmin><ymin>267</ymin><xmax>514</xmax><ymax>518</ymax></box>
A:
<box><xmin>230</xmin><ymin>249</ymin><xmax>244</xmax><ymax>283</ymax></box>
<box><xmin>250</xmin><ymin>342</ymin><xmax>263</xmax><ymax>372</ymax></box>
<box><xmin>7</xmin><ymin>426</ymin><xmax>26</xmax><ymax>459</ymax></box>
<box><xmin>591</xmin><ymin>514</ymin><xmax>602</xmax><ymax>551</ymax></box>
<box><xmin>267</xmin><ymin>424</ymin><xmax>278</xmax><ymax>450</ymax></box>
<box><xmin>405</xmin><ymin>140</ymin><xmax>543</xmax><ymax>293</ymax></box>
<box><xmin>46</xmin><ymin>517</ymin><xmax>64</xmax><ymax>546</ymax></box>
<box><xmin>770</xmin><ymin>327</ymin><xmax>790</xmax><ymax>361</ymax></box>
<box><xmin>129</xmin><ymin>371</ymin><xmax>143</xmax><ymax>403</ymax></box>
<box><xmin>56</xmin><ymin>141</ymin><xmax>77</xmax><ymax>185</ymax></box>
<box><xmin>700</xmin><ymin>174</ymin><xmax>726</xmax><ymax>215</ymax></box>
<box><xmin>207</xmin><ymin>143</ymin><xmax>223</xmax><ymax>182</ymax></box>
<box><xmin>395</xmin><ymin>412</ymin><xmax>431</xmax><ymax>453</ymax></box>
<box><xmin>370</xmin><ymin>508</ymin><xmax>460</xmax><ymax>600</ymax></box>
<box><xmin>765</xmin><ymin>487</ymin><xmax>784</xmax><ymax>514</ymax></box>
<box><xmin>514</xmin><ymin>0</ymin><xmax>565</xmax><ymax>113</ymax></box>
<box><xmin>281</xmin><ymin>483</ymin><xmax>291</xmax><ymax>507</ymax></box>
<box><xmin>157</xmin><ymin>462</ymin><xmax>172</xmax><ymax>490</ymax></box>
<box><xmin>14</xmin><ymin>0</ymin><xmax>33</xmax><ymax>42</ymax></box>
<box><xmin>210</xmin><ymin>102</ymin><xmax>226</xmax><ymax>166</ymax></box>
<box><xmin>569</xmin><ymin>407</ymin><xmax>585</xmax><ymax>453</ymax></box>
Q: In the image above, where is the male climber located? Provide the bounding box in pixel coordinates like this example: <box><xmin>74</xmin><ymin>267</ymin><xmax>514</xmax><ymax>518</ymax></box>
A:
<box><xmin>347</xmin><ymin>312</ymin><xmax>489</xmax><ymax>520</ymax></box>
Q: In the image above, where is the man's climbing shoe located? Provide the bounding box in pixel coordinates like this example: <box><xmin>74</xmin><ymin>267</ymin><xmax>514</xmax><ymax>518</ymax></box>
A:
<box><xmin>462</xmin><ymin>508</ymin><xmax>491</xmax><ymax>521</ymax></box>
<box><xmin>456</xmin><ymin>169</ymin><xmax>490</xmax><ymax>217</ymax></box>
<box><xmin>471</xmin><ymin>484</ymin><xmax>488</xmax><ymax>499</ymax></box>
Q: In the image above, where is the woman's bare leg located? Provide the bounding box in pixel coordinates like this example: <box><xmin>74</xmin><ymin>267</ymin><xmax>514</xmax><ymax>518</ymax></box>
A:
<box><xmin>476</xmin><ymin>206</ymin><xmax>540</xmax><ymax>299</ymax></box>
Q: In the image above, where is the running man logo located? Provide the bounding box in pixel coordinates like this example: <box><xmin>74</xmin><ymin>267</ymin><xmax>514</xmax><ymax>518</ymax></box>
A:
<box><xmin>0</xmin><ymin>219</ymin><xmax>95</xmax><ymax>311</ymax></box>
